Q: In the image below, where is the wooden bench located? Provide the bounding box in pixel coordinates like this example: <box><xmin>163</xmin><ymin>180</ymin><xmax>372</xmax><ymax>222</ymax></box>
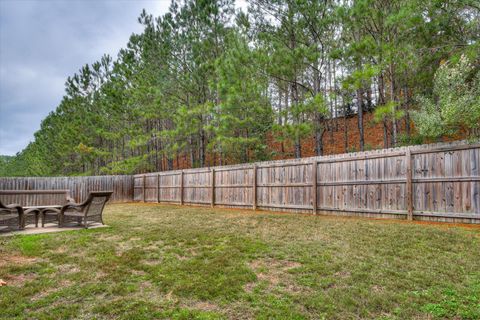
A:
<box><xmin>0</xmin><ymin>190</ymin><xmax>75</xmax><ymax>227</ymax></box>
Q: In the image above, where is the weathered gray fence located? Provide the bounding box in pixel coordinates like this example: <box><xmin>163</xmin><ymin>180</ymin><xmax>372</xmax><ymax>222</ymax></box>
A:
<box><xmin>0</xmin><ymin>141</ymin><xmax>478</xmax><ymax>223</ymax></box>
<box><xmin>134</xmin><ymin>141</ymin><xmax>480</xmax><ymax>224</ymax></box>
<box><xmin>0</xmin><ymin>175</ymin><xmax>134</xmax><ymax>203</ymax></box>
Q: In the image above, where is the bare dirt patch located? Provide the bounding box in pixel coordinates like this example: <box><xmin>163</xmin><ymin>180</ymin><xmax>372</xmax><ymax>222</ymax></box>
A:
<box><xmin>98</xmin><ymin>234</ymin><xmax>123</xmax><ymax>242</ymax></box>
<box><xmin>245</xmin><ymin>258</ymin><xmax>303</xmax><ymax>294</ymax></box>
<box><xmin>56</xmin><ymin>264</ymin><xmax>80</xmax><ymax>274</ymax></box>
<box><xmin>244</xmin><ymin>281</ymin><xmax>256</xmax><ymax>293</ymax></box>
<box><xmin>141</xmin><ymin>258</ymin><xmax>163</xmax><ymax>266</ymax></box>
<box><xmin>115</xmin><ymin>241</ymin><xmax>135</xmax><ymax>255</ymax></box>
<box><xmin>131</xmin><ymin>269</ymin><xmax>147</xmax><ymax>276</ymax></box>
<box><xmin>372</xmin><ymin>285</ymin><xmax>385</xmax><ymax>292</ymax></box>
<box><xmin>3</xmin><ymin>272</ymin><xmax>37</xmax><ymax>287</ymax></box>
<box><xmin>182</xmin><ymin>299</ymin><xmax>221</xmax><ymax>313</ymax></box>
<box><xmin>249</xmin><ymin>258</ymin><xmax>301</xmax><ymax>271</ymax></box>
<box><xmin>192</xmin><ymin>301</ymin><xmax>219</xmax><ymax>312</ymax></box>
<box><xmin>334</xmin><ymin>271</ymin><xmax>351</xmax><ymax>278</ymax></box>
<box><xmin>54</xmin><ymin>246</ymin><xmax>68</xmax><ymax>254</ymax></box>
<box><xmin>0</xmin><ymin>254</ymin><xmax>40</xmax><ymax>287</ymax></box>
<box><xmin>0</xmin><ymin>254</ymin><xmax>38</xmax><ymax>268</ymax></box>
<box><xmin>32</xmin><ymin>279</ymin><xmax>73</xmax><ymax>301</ymax></box>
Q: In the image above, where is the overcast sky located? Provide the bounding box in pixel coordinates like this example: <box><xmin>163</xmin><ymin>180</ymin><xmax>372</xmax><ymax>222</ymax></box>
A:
<box><xmin>0</xmin><ymin>0</ymin><xmax>173</xmax><ymax>155</ymax></box>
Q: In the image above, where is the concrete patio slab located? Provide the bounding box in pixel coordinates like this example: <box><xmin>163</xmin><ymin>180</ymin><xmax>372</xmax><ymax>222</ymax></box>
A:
<box><xmin>0</xmin><ymin>223</ymin><xmax>109</xmax><ymax>236</ymax></box>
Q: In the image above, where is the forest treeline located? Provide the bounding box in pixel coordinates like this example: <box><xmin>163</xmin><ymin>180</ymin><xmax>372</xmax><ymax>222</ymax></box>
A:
<box><xmin>1</xmin><ymin>0</ymin><xmax>479</xmax><ymax>177</ymax></box>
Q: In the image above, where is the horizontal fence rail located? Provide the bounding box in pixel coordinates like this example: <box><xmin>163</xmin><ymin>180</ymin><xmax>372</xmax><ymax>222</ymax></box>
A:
<box><xmin>133</xmin><ymin>140</ymin><xmax>480</xmax><ymax>224</ymax></box>
<box><xmin>0</xmin><ymin>175</ymin><xmax>134</xmax><ymax>203</ymax></box>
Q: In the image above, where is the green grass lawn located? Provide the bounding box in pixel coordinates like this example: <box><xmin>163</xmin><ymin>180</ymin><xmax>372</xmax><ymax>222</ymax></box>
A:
<box><xmin>1</xmin><ymin>203</ymin><xmax>479</xmax><ymax>320</ymax></box>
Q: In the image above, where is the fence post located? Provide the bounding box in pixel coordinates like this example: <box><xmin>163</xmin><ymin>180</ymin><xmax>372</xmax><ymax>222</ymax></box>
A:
<box><xmin>406</xmin><ymin>148</ymin><xmax>413</xmax><ymax>220</ymax></box>
<box><xmin>211</xmin><ymin>168</ymin><xmax>215</xmax><ymax>208</ymax></box>
<box><xmin>252</xmin><ymin>165</ymin><xmax>257</xmax><ymax>210</ymax></box>
<box><xmin>142</xmin><ymin>174</ymin><xmax>146</xmax><ymax>203</ymax></box>
<box><xmin>312</xmin><ymin>160</ymin><xmax>317</xmax><ymax>214</ymax></box>
<box><xmin>180</xmin><ymin>171</ymin><xmax>184</xmax><ymax>205</ymax></box>
<box><xmin>157</xmin><ymin>173</ymin><xmax>160</xmax><ymax>203</ymax></box>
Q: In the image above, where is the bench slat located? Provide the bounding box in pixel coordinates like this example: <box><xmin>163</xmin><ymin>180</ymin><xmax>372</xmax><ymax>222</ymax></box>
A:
<box><xmin>0</xmin><ymin>190</ymin><xmax>72</xmax><ymax>207</ymax></box>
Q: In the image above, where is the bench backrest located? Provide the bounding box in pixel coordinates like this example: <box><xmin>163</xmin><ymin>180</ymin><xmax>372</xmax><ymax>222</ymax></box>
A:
<box><xmin>0</xmin><ymin>190</ymin><xmax>72</xmax><ymax>207</ymax></box>
<box><xmin>84</xmin><ymin>191</ymin><xmax>112</xmax><ymax>217</ymax></box>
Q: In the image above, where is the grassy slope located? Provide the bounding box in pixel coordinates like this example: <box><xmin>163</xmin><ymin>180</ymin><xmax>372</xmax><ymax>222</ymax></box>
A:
<box><xmin>1</xmin><ymin>203</ymin><xmax>479</xmax><ymax>320</ymax></box>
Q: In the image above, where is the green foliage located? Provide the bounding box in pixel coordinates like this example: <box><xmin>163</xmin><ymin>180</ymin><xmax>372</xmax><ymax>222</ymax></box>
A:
<box><xmin>2</xmin><ymin>0</ymin><xmax>478</xmax><ymax>176</ymax></box>
<box><xmin>273</xmin><ymin>94</ymin><xmax>330</xmax><ymax>149</ymax></box>
<box><xmin>373</xmin><ymin>102</ymin><xmax>403</xmax><ymax>122</ymax></box>
<box><xmin>421</xmin><ymin>285</ymin><xmax>480</xmax><ymax>320</ymax></box>
<box><xmin>342</xmin><ymin>65</ymin><xmax>380</xmax><ymax>92</ymax></box>
<box><xmin>413</xmin><ymin>54</ymin><xmax>480</xmax><ymax>140</ymax></box>
<box><xmin>0</xmin><ymin>156</ymin><xmax>14</xmax><ymax>176</ymax></box>
<box><xmin>208</xmin><ymin>31</ymin><xmax>273</xmax><ymax>163</ymax></box>
<box><xmin>397</xmin><ymin>133</ymin><xmax>424</xmax><ymax>146</ymax></box>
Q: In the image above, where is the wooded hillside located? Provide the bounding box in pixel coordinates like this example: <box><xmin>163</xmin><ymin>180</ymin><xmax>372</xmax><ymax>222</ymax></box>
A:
<box><xmin>2</xmin><ymin>0</ymin><xmax>479</xmax><ymax>177</ymax></box>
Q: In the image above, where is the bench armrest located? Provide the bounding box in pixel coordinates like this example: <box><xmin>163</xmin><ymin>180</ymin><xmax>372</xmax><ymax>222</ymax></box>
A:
<box><xmin>4</xmin><ymin>203</ymin><xmax>23</xmax><ymax>210</ymax></box>
<box><xmin>60</xmin><ymin>203</ymin><xmax>85</xmax><ymax>214</ymax></box>
<box><xmin>2</xmin><ymin>203</ymin><xmax>24</xmax><ymax>214</ymax></box>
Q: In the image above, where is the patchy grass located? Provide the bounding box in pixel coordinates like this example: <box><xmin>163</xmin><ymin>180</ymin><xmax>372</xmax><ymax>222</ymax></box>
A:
<box><xmin>1</xmin><ymin>203</ymin><xmax>479</xmax><ymax>319</ymax></box>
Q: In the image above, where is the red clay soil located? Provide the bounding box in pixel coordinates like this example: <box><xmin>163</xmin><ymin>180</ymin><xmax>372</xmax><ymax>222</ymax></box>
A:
<box><xmin>167</xmin><ymin>111</ymin><xmax>467</xmax><ymax>170</ymax></box>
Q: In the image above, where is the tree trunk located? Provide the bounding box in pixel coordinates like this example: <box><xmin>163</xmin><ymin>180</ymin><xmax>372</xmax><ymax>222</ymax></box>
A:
<box><xmin>199</xmin><ymin>129</ymin><xmax>205</xmax><ymax>167</ymax></box>
<box><xmin>291</xmin><ymin>81</ymin><xmax>301</xmax><ymax>159</ymax></box>
<box><xmin>243</xmin><ymin>129</ymin><xmax>249</xmax><ymax>163</ymax></box>
<box><xmin>333</xmin><ymin>61</ymin><xmax>338</xmax><ymax>130</ymax></box>
<box><xmin>189</xmin><ymin>136</ymin><xmax>195</xmax><ymax>168</ymax></box>
<box><xmin>356</xmin><ymin>89</ymin><xmax>365</xmax><ymax>151</ymax></box>
<box><xmin>403</xmin><ymin>85</ymin><xmax>411</xmax><ymax>138</ymax></box>
<box><xmin>154</xmin><ymin>134</ymin><xmax>159</xmax><ymax>172</ymax></box>
<box><xmin>344</xmin><ymin>111</ymin><xmax>348</xmax><ymax>152</ymax></box>
<box><xmin>383</xmin><ymin>119</ymin><xmax>389</xmax><ymax>148</ymax></box>
<box><xmin>389</xmin><ymin>64</ymin><xmax>397</xmax><ymax>146</ymax></box>
<box><xmin>378</xmin><ymin>73</ymin><xmax>385</xmax><ymax>105</ymax></box>
<box><xmin>294</xmin><ymin>137</ymin><xmax>302</xmax><ymax>158</ymax></box>
<box><xmin>315</xmin><ymin>126</ymin><xmax>326</xmax><ymax>156</ymax></box>
<box><xmin>313</xmin><ymin>62</ymin><xmax>324</xmax><ymax>156</ymax></box>
<box><xmin>278</xmin><ymin>89</ymin><xmax>283</xmax><ymax>125</ymax></box>
<box><xmin>289</xmin><ymin>28</ymin><xmax>301</xmax><ymax>159</ymax></box>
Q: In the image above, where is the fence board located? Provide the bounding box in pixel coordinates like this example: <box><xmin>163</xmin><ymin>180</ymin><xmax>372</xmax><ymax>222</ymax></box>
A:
<box><xmin>0</xmin><ymin>175</ymin><xmax>133</xmax><ymax>203</ymax></box>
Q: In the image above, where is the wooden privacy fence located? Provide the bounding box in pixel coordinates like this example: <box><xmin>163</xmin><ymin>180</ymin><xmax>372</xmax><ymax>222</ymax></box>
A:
<box><xmin>0</xmin><ymin>141</ymin><xmax>478</xmax><ymax>223</ymax></box>
<box><xmin>134</xmin><ymin>141</ymin><xmax>480</xmax><ymax>224</ymax></box>
<box><xmin>0</xmin><ymin>175</ymin><xmax>134</xmax><ymax>203</ymax></box>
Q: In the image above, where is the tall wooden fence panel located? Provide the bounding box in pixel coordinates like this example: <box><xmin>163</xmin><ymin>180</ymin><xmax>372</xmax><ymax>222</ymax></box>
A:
<box><xmin>316</xmin><ymin>149</ymin><xmax>408</xmax><ymax>217</ymax></box>
<box><xmin>133</xmin><ymin>141</ymin><xmax>480</xmax><ymax>223</ymax></box>
<box><xmin>215</xmin><ymin>167</ymin><xmax>254</xmax><ymax>208</ymax></box>
<box><xmin>0</xmin><ymin>175</ymin><xmax>134</xmax><ymax>203</ymax></box>
<box><xmin>160</xmin><ymin>172</ymin><xmax>182</xmax><ymax>203</ymax></box>
<box><xmin>411</xmin><ymin>144</ymin><xmax>479</xmax><ymax>220</ymax></box>
<box><xmin>256</xmin><ymin>162</ymin><xmax>313</xmax><ymax>211</ymax></box>
<box><xmin>183</xmin><ymin>169</ymin><xmax>212</xmax><ymax>205</ymax></box>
